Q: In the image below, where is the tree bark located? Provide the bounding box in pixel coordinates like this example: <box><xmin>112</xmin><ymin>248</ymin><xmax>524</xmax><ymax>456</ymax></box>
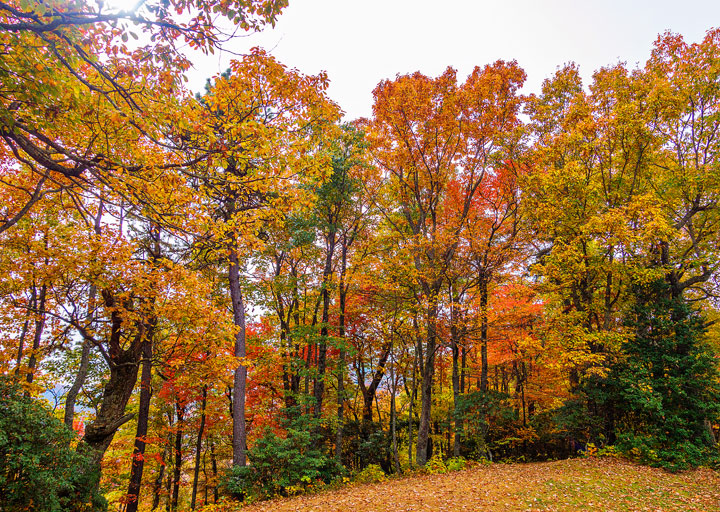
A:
<box><xmin>460</xmin><ymin>345</ymin><xmax>466</xmax><ymax>394</ymax></box>
<box><xmin>64</xmin><ymin>200</ymin><xmax>103</xmax><ymax>429</ymax></box>
<box><xmin>81</xmin><ymin>351</ymin><xmax>139</xmax><ymax>463</ymax></box>
<box><xmin>79</xmin><ymin>289</ymin><xmax>149</xmax><ymax>498</ymax></box>
<box><xmin>407</xmin><ymin>367</ymin><xmax>415</xmax><ymax>466</ymax></box>
<box><xmin>64</xmin><ymin>338</ymin><xmax>92</xmax><ymax>429</ymax></box>
<box><xmin>479</xmin><ymin>276</ymin><xmax>489</xmax><ymax>392</ymax></box>
<box><xmin>171</xmin><ymin>401</ymin><xmax>184</xmax><ymax>511</ymax></box>
<box><xmin>191</xmin><ymin>386</ymin><xmax>207</xmax><ymax>510</ymax></box>
<box><xmin>209</xmin><ymin>438</ymin><xmax>219</xmax><ymax>504</ymax></box>
<box><xmin>150</xmin><ymin>431</ymin><xmax>170</xmax><ymax>511</ymax></box>
<box><xmin>314</xmin><ymin>229</ymin><xmax>336</xmax><ymax>417</ymax></box>
<box><xmin>451</xmin><ymin>326</ymin><xmax>461</xmax><ymax>457</ymax></box>
<box><xmin>416</xmin><ymin>297</ymin><xmax>438</xmax><ymax>466</ymax></box>
<box><xmin>359</xmin><ymin>343</ymin><xmax>392</xmax><ymax>424</ymax></box>
<box><xmin>389</xmin><ymin>343</ymin><xmax>401</xmax><ymax>473</ymax></box>
<box><xmin>25</xmin><ymin>282</ymin><xmax>47</xmax><ymax>384</ymax></box>
<box><xmin>228</xmin><ymin>246</ymin><xmax>247</xmax><ymax>467</ymax></box>
<box><xmin>126</xmin><ymin>327</ymin><xmax>155</xmax><ymax>512</ymax></box>
<box><xmin>14</xmin><ymin>287</ymin><xmax>35</xmax><ymax>376</ymax></box>
<box><xmin>335</xmin><ymin>242</ymin><xmax>348</xmax><ymax>461</ymax></box>
<box><xmin>449</xmin><ymin>281</ymin><xmax>462</xmax><ymax>457</ymax></box>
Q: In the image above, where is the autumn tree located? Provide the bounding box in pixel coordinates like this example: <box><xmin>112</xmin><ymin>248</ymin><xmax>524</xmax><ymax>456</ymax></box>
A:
<box><xmin>0</xmin><ymin>0</ymin><xmax>287</xmax><ymax>222</ymax></box>
<box><xmin>310</xmin><ymin>125</ymin><xmax>370</xmax><ymax>418</ymax></box>
<box><xmin>247</xmin><ymin>124</ymin><xmax>374</xmax><ymax>473</ymax></box>
<box><xmin>186</xmin><ymin>50</ymin><xmax>340</xmax><ymax>467</ymax></box>
<box><xmin>523</xmin><ymin>30</ymin><xmax>720</xmax><ymax>462</ymax></box>
<box><xmin>367</xmin><ymin>62</ymin><xmax>525</xmax><ymax>464</ymax></box>
<box><xmin>523</xmin><ymin>62</ymin><xmax>656</xmax><ymax>395</ymax></box>
<box><xmin>645</xmin><ymin>29</ymin><xmax>720</xmax><ymax>299</ymax></box>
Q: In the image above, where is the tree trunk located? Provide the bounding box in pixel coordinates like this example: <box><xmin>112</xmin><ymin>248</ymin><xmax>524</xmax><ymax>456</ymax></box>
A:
<box><xmin>171</xmin><ymin>402</ymin><xmax>185</xmax><ymax>511</ymax></box>
<box><xmin>416</xmin><ymin>298</ymin><xmax>438</xmax><ymax>466</ymax></box>
<box><xmin>25</xmin><ymin>283</ymin><xmax>47</xmax><ymax>384</ymax></box>
<box><xmin>314</xmin><ymin>229</ymin><xmax>336</xmax><ymax>417</ymax></box>
<box><xmin>126</xmin><ymin>331</ymin><xmax>155</xmax><ymax>512</ymax></box>
<box><xmin>150</xmin><ymin>459</ymin><xmax>166</xmax><ymax>511</ymax></box>
<box><xmin>14</xmin><ymin>287</ymin><xmax>35</xmax><ymax>376</ymax></box>
<box><xmin>407</xmin><ymin>320</ymin><xmax>421</xmax><ymax>467</ymax></box>
<box><xmin>449</xmin><ymin>282</ymin><xmax>462</xmax><ymax>457</ymax></box>
<box><xmin>359</xmin><ymin>343</ymin><xmax>392</xmax><ymax>424</ymax></box>
<box><xmin>228</xmin><ymin>246</ymin><xmax>247</xmax><ymax>467</ymax></box>
<box><xmin>80</xmin><ymin>354</ymin><xmax>139</xmax><ymax>497</ymax></box>
<box><xmin>407</xmin><ymin>369</ymin><xmax>415</xmax><ymax>466</ymax></box>
<box><xmin>390</xmin><ymin>343</ymin><xmax>401</xmax><ymax>473</ymax></box>
<box><xmin>26</xmin><ymin>234</ymin><xmax>50</xmax><ymax>383</ymax></box>
<box><xmin>150</xmin><ymin>432</ymin><xmax>170</xmax><ymax>511</ymax></box>
<box><xmin>64</xmin><ymin>200</ymin><xmax>103</xmax><ymax>429</ymax></box>
<box><xmin>164</xmin><ymin>423</ymin><xmax>173</xmax><ymax>512</ymax></box>
<box><xmin>64</xmin><ymin>338</ymin><xmax>92</xmax><ymax>429</ymax></box>
<box><xmin>460</xmin><ymin>345</ymin><xmax>466</xmax><ymax>394</ymax></box>
<box><xmin>191</xmin><ymin>387</ymin><xmax>207</xmax><ymax>510</ymax></box>
<box><xmin>479</xmin><ymin>276</ymin><xmax>489</xmax><ymax>392</ymax></box>
<box><xmin>274</xmin><ymin>253</ymin><xmax>298</xmax><ymax>411</ymax></box>
<box><xmin>80</xmin><ymin>350</ymin><xmax>139</xmax><ymax>465</ymax></box>
<box><xmin>209</xmin><ymin>438</ymin><xmax>219</xmax><ymax>503</ymax></box>
<box><xmin>80</xmin><ymin>289</ymin><xmax>147</xmax><ymax>476</ymax></box>
<box><xmin>451</xmin><ymin>328</ymin><xmax>461</xmax><ymax>457</ymax></box>
<box><xmin>335</xmin><ymin>243</ymin><xmax>348</xmax><ymax>461</ymax></box>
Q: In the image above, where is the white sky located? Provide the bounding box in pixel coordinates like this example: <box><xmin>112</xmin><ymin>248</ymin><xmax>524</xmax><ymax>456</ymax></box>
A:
<box><xmin>186</xmin><ymin>0</ymin><xmax>720</xmax><ymax>120</ymax></box>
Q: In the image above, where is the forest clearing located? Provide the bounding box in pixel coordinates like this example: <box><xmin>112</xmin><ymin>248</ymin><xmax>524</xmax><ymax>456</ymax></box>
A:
<box><xmin>237</xmin><ymin>458</ymin><xmax>720</xmax><ymax>512</ymax></box>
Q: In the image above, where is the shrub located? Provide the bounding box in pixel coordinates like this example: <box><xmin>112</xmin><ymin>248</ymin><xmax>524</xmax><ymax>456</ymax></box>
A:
<box><xmin>446</xmin><ymin>456</ymin><xmax>467</xmax><ymax>471</ymax></box>
<box><xmin>0</xmin><ymin>377</ymin><xmax>106</xmax><ymax>512</ymax></box>
<box><xmin>197</xmin><ymin>500</ymin><xmax>236</xmax><ymax>512</ymax></box>
<box><xmin>424</xmin><ymin>454</ymin><xmax>447</xmax><ymax>474</ymax></box>
<box><xmin>224</xmin><ymin>411</ymin><xmax>342</xmax><ymax>500</ymax></box>
<box><xmin>455</xmin><ymin>389</ymin><xmax>516</xmax><ymax>460</ymax></box>
<box><xmin>338</xmin><ymin>419</ymin><xmax>392</xmax><ymax>471</ymax></box>
<box><xmin>353</xmin><ymin>464</ymin><xmax>386</xmax><ymax>484</ymax></box>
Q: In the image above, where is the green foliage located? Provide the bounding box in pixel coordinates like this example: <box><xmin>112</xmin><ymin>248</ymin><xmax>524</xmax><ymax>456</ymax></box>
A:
<box><xmin>339</xmin><ymin>420</ymin><xmax>392</xmax><ymax>471</ymax></box>
<box><xmin>455</xmin><ymin>389</ymin><xmax>521</xmax><ymax>460</ymax></box>
<box><xmin>582</xmin><ymin>442</ymin><xmax>618</xmax><ymax>458</ymax></box>
<box><xmin>353</xmin><ymin>464</ymin><xmax>386</xmax><ymax>483</ymax></box>
<box><xmin>224</xmin><ymin>411</ymin><xmax>342</xmax><ymax>500</ymax></box>
<box><xmin>595</xmin><ymin>444</ymin><xmax>618</xmax><ymax>457</ymax></box>
<box><xmin>445</xmin><ymin>456</ymin><xmax>468</xmax><ymax>471</ymax></box>
<box><xmin>521</xmin><ymin>408</ymin><xmax>584</xmax><ymax>460</ymax></box>
<box><xmin>553</xmin><ymin>391</ymin><xmax>612</xmax><ymax>450</ymax></box>
<box><xmin>555</xmin><ymin>279</ymin><xmax>720</xmax><ymax>470</ymax></box>
<box><xmin>0</xmin><ymin>377</ymin><xmax>106</xmax><ymax>512</ymax></box>
<box><xmin>604</xmin><ymin>280</ymin><xmax>720</xmax><ymax>470</ymax></box>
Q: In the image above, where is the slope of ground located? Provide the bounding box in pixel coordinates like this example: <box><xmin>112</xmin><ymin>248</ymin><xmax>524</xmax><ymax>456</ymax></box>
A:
<box><xmin>240</xmin><ymin>458</ymin><xmax>720</xmax><ymax>512</ymax></box>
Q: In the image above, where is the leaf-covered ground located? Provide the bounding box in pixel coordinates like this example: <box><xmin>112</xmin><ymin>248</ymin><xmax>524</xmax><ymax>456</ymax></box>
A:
<box><xmin>241</xmin><ymin>458</ymin><xmax>720</xmax><ymax>511</ymax></box>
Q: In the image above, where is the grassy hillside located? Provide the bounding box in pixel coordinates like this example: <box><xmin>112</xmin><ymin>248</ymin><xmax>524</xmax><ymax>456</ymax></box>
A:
<box><xmin>235</xmin><ymin>458</ymin><xmax>720</xmax><ymax>512</ymax></box>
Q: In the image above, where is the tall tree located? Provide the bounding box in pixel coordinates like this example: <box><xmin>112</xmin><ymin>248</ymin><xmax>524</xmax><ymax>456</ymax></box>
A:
<box><xmin>367</xmin><ymin>62</ymin><xmax>525</xmax><ymax>464</ymax></box>
<box><xmin>187</xmin><ymin>50</ymin><xmax>340</xmax><ymax>466</ymax></box>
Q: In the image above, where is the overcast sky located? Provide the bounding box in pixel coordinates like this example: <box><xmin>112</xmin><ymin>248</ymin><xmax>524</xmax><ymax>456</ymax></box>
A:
<box><xmin>186</xmin><ymin>0</ymin><xmax>720</xmax><ymax>120</ymax></box>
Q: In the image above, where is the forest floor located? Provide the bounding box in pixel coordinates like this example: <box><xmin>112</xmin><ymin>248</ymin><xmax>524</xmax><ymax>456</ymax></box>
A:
<box><xmin>239</xmin><ymin>457</ymin><xmax>720</xmax><ymax>512</ymax></box>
